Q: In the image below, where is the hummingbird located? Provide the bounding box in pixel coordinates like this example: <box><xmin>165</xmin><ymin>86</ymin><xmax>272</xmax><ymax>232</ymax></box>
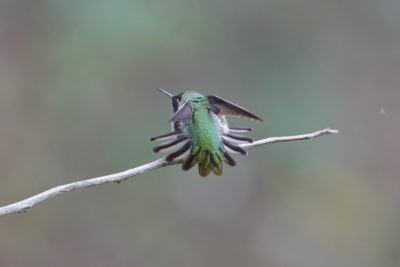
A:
<box><xmin>150</xmin><ymin>89</ymin><xmax>263</xmax><ymax>177</ymax></box>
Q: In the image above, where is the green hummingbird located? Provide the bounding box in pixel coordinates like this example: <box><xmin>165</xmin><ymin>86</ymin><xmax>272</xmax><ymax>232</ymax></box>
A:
<box><xmin>150</xmin><ymin>89</ymin><xmax>263</xmax><ymax>177</ymax></box>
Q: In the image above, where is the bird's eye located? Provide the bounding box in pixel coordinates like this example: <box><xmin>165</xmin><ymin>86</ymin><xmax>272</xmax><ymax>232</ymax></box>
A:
<box><xmin>175</xmin><ymin>94</ymin><xmax>183</xmax><ymax>102</ymax></box>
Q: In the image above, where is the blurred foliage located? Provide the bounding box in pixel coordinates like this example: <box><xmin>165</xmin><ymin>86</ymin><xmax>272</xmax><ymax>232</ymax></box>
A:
<box><xmin>0</xmin><ymin>0</ymin><xmax>399</xmax><ymax>266</ymax></box>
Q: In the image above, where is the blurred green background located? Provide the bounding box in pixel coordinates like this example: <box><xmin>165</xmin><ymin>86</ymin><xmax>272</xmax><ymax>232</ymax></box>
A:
<box><xmin>1</xmin><ymin>0</ymin><xmax>399</xmax><ymax>266</ymax></box>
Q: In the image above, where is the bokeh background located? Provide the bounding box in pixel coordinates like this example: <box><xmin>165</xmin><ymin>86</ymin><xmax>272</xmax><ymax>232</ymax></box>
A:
<box><xmin>0</xmin><ymin>0</ymin><xmax>399</xmax><ymax>266</ymax></box>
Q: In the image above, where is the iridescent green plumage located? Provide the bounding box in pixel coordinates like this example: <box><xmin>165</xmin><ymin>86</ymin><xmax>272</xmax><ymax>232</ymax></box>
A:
<box><xmin>180</xmin><ymin>92</ymin><xmax>224</xmax><ymax>176</ymax></box>
<box><xmin>151</xmin><ymin>89</ymin><xmax>262</xmax><ymax>177</ymax></box>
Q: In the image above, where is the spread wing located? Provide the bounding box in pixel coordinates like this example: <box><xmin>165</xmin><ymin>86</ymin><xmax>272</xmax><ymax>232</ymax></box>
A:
<box><xmin>207</xmin><ymin>95</ymin><xmax>263</xmax><ymax>122</ymax></box>
<box><xmin>168</xmin><ymin>100</ymin><xmax>193</xmax><ymax>123</ymax></box>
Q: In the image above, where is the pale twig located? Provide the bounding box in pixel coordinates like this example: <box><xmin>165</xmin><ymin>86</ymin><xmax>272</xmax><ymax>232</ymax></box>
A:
<box><xmin>0</xmin><ymin>128</ymin><xmax>338</xmax><ymax>217</ymax></box>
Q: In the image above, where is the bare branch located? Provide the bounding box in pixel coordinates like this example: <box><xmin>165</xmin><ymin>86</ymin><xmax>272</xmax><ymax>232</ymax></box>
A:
<box><xmin>241</xmin><ymin>128</ymin><xmax>339</xmax><ymax>149</ymax></box>
<box><xmin>0</xmin><ymin>128</ymin><xmax>338</xmax><ymax>217</ymax></box>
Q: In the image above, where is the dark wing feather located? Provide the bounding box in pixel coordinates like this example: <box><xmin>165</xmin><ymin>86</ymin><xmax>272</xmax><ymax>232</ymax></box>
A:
<box><xmin>168</xmin><ymin>100</ymin><xmax>193</xmax><ymax>123</ymax></box>
<box><xmin>224</xmin><ymin>133</ymin><xmax>253</xmax><ymax>143</ymax></box>
<box><xmin>223</xmin><ymin>151</ymin><xmax>236</xmax><ymax>166</ymax></box>
<box><xmin>228</xmin><ymin>126</ymin><xmax>252</xmax><ymax>132</ymax></box>
<box><xmin>182</xmin><ymin>153</ymin><xmax>197</xmax><ymax>170</ymax></box>
<box><xmin>165</xmin><ymin>141</ymin><xmax>192</xmax><ymax>162</ymax></box>
<box><xmin>222</xmin><ymin>138</ymin><xmax>247</xmax><ymax>155</ymax></box>
<box><xmin>150</xmin><ymin>131</ymin><xmax>181</xmax><ymax>141</ymax></box>
<box><xmin>207</xmin><ymin>95</ymin><xmax>263</xmax><ymax>122</ymax></box>
<box><xmin>152</xmin><ymin>136</ymin><xmax>188</xmax><ymax>153</ymax></box>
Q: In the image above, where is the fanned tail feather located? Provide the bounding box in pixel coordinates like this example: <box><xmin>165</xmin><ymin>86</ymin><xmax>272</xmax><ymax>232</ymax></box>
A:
<box><xmin>151</xmin><ymin>123</ymin><xmax>254</xmax><ymax>177</ymax></box>
<box><xmin>197</xmin><ymin>150</ymin><xmax>223</xmax><ymax>177</ymax></box>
